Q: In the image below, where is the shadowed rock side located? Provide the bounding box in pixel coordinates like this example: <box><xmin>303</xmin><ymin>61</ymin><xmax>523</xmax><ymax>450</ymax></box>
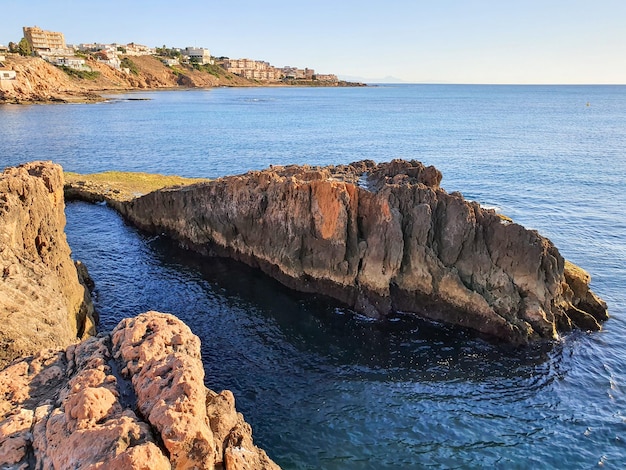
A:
<box><xmin>96</xmin><ymin>159</ymin><xmax>607</xmax><ymax>345</ymax></box>
<box><xmin>0</xmin><ymin>162</ymin><xmax>96</xmax><ymax>369</ymax></box>
<box><xmin>0</xmin><ymin>311</ymin><xmax>280</xmax><ymax>469</ymax></box>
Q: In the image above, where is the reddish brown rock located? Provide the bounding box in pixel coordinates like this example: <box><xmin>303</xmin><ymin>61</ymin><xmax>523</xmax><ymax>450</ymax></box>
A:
<box><xmin>0</xmin><ymin>312</ymin><xmax>279</xmax><ymax>469</ymax></box>
<box><xmin>93</xmin><ymin>159</ymin><xmax>608</xmax><ymax>344</ymax></box>
<box><xmin>0</xmin><ymin>161</ymin><xmax>96</xmax><ymax>369</ymax></box>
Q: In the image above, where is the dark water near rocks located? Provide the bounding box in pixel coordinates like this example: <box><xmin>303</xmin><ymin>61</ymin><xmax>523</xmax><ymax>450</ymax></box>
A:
<box><xmin>2</xmin><ymin>85</ymin><xmax>626</xmax><ymax>468</ymax></box>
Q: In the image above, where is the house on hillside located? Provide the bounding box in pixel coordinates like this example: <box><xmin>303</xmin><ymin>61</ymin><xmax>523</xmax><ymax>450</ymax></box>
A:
<box><xmin>94</xmin><ymin>50</ymin><xmax>121</xmax><ymax>69</ymax></box>
<box><xmin>163</xmin><ymin>58</ymin><xmax>180</xmax><ymax>67</ymax></box>
<box><xmin>52</xmin><ymin>56</ymin><xmax>90</xmax><ymax>71</ymax></box>
<box><xmin>125</xmin><ymin>43</ymin><xmax>156</xmax><ymax>56</ymax></box>
<box><xmin>184</xmin><ymin>47</ymin><xmax>213</xmax><ymax>65</ymax></box>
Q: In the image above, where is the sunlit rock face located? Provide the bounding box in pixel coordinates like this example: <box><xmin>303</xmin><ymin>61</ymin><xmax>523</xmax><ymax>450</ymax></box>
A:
<box><xmin>96</xmin><ymin>159</ymin><xmax>606</xmax><ymax>344</ymax></box>
<box><xmin>0</xmin><ymin>161</ymin><xmax>96</xmax><ymax>370</ymax></box>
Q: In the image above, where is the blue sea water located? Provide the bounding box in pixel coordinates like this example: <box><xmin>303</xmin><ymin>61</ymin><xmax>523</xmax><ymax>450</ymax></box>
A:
<box><xmin>1</xmin><ymin>85</ymin><xmax>626</xmax><ymax>468</ymax></box>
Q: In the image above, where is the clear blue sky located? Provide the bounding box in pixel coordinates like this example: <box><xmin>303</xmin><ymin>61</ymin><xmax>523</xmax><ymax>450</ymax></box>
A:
<box><xmin>1</xmin><ymin>0</ymin><xmax>624</xmax><ymax>84</ymax></box>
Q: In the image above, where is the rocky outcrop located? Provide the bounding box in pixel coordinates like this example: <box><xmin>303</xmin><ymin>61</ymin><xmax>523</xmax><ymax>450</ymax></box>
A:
<box><xmin>80</xmin><ymin>159</ymin><xmax>607</xmax><ymax>345</ymax></box>
<box><xmin>0</xmin><ymin>162</ymin><xmax>96</xmax><ymax>369</ymax></box>
<box><xmin>0</xmin><ymin>55</ymin><xmax>104</xmax><ymax>103</ymax></box>
<box><xmin>0</xmin><ymin>311</ymin><xmax>279</xmax><ymax>469</ymax></box>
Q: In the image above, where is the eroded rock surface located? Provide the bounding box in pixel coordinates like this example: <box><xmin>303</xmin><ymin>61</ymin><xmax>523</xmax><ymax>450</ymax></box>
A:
<box><xmin>0</xmin><ymin>311</ymin><xmax>279</xmax><ymax>469</ymax></box>
<box><xmin>81</xmin><ymin>159</ymin><xmax>608</xmax><ymax>344</ymax></box>
<box><xmin>0</xmin><ymin>161</ymin><xmax>96</xmax><ymax>369</ymax></box>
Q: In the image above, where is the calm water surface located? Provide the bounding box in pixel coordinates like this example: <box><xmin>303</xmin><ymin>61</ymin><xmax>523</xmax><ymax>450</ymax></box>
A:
<box><xmin>2</xmin><ymin>85</ymin><xmax>626</xmax><ymax>468</ymax></box>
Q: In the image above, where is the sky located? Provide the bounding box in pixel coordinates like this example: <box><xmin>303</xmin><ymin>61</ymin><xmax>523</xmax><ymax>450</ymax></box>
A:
<box><xmin>1</xmin><ymin>0</ymin><xmax>625</xmax><ymax>84</ymax></box>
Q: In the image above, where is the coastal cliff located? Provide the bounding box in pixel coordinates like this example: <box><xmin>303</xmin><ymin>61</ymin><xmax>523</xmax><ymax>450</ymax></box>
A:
<box><xmin>69</xmin><ymin>160</ymin><xmax>607</xmax><ymax>344</ymax></box>
<box><xmin>0</xmin><ymin>162</ymin><xmax>96</xmax><ymax>369</ymax></box>
<box><xmin>0</xmin><ymin>55</ymin><xmax>248</xmax><ymax>104</ymax></box>
<box><xmin>0</xmin><ymin>311</ymin><xmax>279</xmax><ymax>469</ymax></box>
<box><xmin>0</xmin><ymin>54</ymin><xmax>360</xmax><ymax>104</ymax></box>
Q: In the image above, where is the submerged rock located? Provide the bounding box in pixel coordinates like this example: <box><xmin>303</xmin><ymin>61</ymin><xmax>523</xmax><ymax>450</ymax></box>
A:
<box><xmin>71</xmin><ymin>159</ymin><xmax>608</xmax><ymax>344</ymax></box>
<box><xmin>0</xmin><ymin>311</ymin><xmax>279</xmax><ymax>469</ymax></box>
<box><xmin>0</xmin><ymin>161</ymin><xmax>96</xmax><ymax>369</ymax></box>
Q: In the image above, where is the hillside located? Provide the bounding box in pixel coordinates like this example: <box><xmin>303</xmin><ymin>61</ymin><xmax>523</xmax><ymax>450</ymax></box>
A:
<box><xmin>0</xmin><ymin>54</ymin><xmax>260</xmax><ymax>103</ymax></box>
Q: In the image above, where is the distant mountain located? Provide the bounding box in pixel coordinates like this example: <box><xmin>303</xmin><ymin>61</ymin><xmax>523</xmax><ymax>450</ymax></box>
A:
<box><xmin>339</xmin><ymin>74</ymin><xmax>407</xmax><ymax>84</ymax></box>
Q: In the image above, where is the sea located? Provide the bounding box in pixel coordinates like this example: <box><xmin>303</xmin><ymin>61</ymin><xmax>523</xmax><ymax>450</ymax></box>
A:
<box><xmin>1</xmin><ymin>85</ymin><xmax>625</xmax><ymax>469</ymax></box>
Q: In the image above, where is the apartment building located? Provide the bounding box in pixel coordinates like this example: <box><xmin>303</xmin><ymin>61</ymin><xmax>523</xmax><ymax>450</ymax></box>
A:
<box><xmin>281</xmin><ymin>66</ymin><xmax>315</xmax><ymax>80</ymax></box>
<box><xmin>223</xmin><ymin>58</ymin><xmax>283</xmax><ymax>81</ymax></box>
<box><xmin>23</xmin><ymin>26</ymin><xmax>69</xmax><ymax>55</ymax></box>
<box><xmin>315</xmin><ymin>74</ymin><xmax>338</xmax><ymax>82</ymax></box>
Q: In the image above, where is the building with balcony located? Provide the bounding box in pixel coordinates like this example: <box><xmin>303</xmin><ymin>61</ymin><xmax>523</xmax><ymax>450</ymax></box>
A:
<box><xmin>223</xmin><ymin>58</ymin><xmax>283</xmax><ymax>81</ymax></box>
<box><xmin>184</xmin><ymin>47</ymin><xmax>213</xmax><ymax>65</ymax></box>
<box><xmin>23</xmin><ymin>26</ymin><xmax>72</xmax><ymax>56</ymax></box>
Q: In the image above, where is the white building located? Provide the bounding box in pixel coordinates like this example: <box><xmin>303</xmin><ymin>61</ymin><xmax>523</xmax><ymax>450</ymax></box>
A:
<box><xmin>49</xmin><ymin>56</ymin><xmax>90</xmax><ymax>71</ymax></box>
<box><xmin>184</xmin><ymin>47</ymin><xmax>212</xmax><ymax>65</ymax></box>
<box><xmin>125</xmin><ymin>43</ymin><xmax>156</xmax><ymax>56</ymax></box>
<box><xmin>163</xmin><ymin>58</ymin><xmax>180</xmax><ymax>67</ymax></box>
<box><xmin>0</xmin><ymin>70</ymin><xmax>16</xmax><ymax>80</ymax></box>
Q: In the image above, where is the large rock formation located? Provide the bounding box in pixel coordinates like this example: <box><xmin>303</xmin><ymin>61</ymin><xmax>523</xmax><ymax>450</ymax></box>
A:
<box><xmin>83</xmin><ymin>159</ymin><xmax>607</xmax><ymax>345</ymax></box>
<box><xmin>0</xmin><ymin>311</ymin><xmax>279</xmax><ymax>469</ymax></box>
<box><xmin>0</xmin><ymin>161</ymin><xmax>96</xmax><ymax>369</ymax></box>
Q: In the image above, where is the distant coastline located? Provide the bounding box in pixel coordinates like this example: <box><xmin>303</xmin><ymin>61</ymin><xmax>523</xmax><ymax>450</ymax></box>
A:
<box><xmin>0</xmin><ymin>26</ymin><xmax>365</xmax><ymax>104</ymax></box>
<box><xmin>0</xmin><ymin>54</ymin><xmax>365</xmax><ymax>104</ymax></box>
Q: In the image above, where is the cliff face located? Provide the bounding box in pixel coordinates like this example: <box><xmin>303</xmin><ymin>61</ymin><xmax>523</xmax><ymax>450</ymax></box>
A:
<box><xmin>108</xmin><ymin>160</ymin><xmax>607</xmax><ymax>344</ymax></box>
<box><xmin>1</xmin><ymin>54</ymin><xmax>281</xmax><ymax>104</ymax></box>
<box><xmin>0</xmin><ymin>162</ymin><xmax>96</xmax><ymax>369</ymax></box>
<box><xmin>0</xmin><ymin>311</ymin><xmax>279</xmax><ymax>469</ymax></box>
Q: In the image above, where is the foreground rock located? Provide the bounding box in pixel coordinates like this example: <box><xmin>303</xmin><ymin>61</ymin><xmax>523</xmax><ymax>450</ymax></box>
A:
<box><xmin>0</xmin><ymin>162</ymin><xmax>96</xmax><ymax>369</ymax></box>
<box><xmin>67</xmin><ymin>159</ymin><xmax>608</xmax><ymax>344</ymax></box>
<box><xmin>0</xmin><ymin>311</ymin><xmax>279</xmax><ymax>469</ymax></box>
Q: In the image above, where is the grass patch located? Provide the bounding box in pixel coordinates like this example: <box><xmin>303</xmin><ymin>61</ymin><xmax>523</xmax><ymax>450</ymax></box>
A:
<box><xmin>65</xmin><ymin>170</ymin><xmax>210</xmax><ymax>202</ymax></box>
<box><xmin>120</xmin><ymin>57</ymin><xmax>139</xmax><ymax>75</ymax></box>
<box><xmin>58</xmin><ymin>66</ymin><xmax>101</xmax><ymax>80</ymax></box>
<box><xmin>192</xmin><ymin>62</ymin><xmax>223</xmax><ymax>78</ymax></box>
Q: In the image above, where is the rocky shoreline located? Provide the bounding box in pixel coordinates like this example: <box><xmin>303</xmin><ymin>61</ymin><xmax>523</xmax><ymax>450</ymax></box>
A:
<box><xmin>0</xmin><ymin>162</ymin><xmax>279</xmax><ymax>469</ymax></box>
<box><xmin>65</xmin><ymin>159</ymin><xmax>608</xmax><ymax>345</ymax></box>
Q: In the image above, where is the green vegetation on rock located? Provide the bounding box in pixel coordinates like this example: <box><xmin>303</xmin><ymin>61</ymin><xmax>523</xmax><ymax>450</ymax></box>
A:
<box><xmin>120</xmin><ymin>57</ymin><xmax>139</xmax><ymax>75</ymax></box>
<box><xmin>58</xmin><ymin>66</ymin><xmax>101</xmax><ymax>80</ymax></box>
<box><xmin>64</xmin><ymin>170</ymin><xmax>210</xmax><ymax>202</ymax></box>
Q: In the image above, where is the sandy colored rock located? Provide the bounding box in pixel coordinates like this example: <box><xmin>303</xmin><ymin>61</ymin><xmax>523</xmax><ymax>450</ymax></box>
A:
<box><xmin>0</xmin><ymin>161</ymin><xmax>96</xmax><ymax>369</ymax></box>
<box><xmin>0</xmin><ymin>312</ymin><xmax>279</xmax><ymax>469</ymax></box>
<box><xmin>73</xmin><ymin>159</ymin><xmax>609</xmax><ymax>344</ymax></box>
